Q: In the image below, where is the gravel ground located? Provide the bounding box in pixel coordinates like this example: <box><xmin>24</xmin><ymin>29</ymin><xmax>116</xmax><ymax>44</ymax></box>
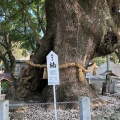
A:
<box><xmin>9</xmin><ymin>79</ymin><xmax>120</xmax><ymax>119</ymax></box>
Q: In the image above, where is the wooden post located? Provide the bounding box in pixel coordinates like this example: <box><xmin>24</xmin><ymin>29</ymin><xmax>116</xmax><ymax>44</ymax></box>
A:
<box><xmin>79</xmin><ymin>96</ymin><xmax>91</xmax><ymax>120</ymax></box>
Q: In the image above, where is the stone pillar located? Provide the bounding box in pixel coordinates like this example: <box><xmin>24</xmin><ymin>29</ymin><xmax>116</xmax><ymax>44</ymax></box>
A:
<box><xmin>0</xmin><ymin>82</ymin><xmax>1</xmax><ymax>95</ymax></box>
<box><xmin>79</xmin><ymin>96</ymin><xmax>91</xmax><ymax>120</ymax></box>
<box><xmin>0</xmin><ymin>100</ymin><xmax>9</xmax><ymax>120</ymax></box>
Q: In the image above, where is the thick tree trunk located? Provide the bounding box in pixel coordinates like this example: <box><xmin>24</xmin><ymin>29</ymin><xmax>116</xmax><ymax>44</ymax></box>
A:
<box><xmin>17</xmin><ymin>0</ymin><xmax>119</xmax><ymax>101</ymax></box>
<box><xmin>16</xmin><ymin>0</ymin><xmax>56</xmax><ymax>98</ymax></box>
<box><xmin>40</xmin><ymin>0</ymin><xmax>100</xmax><ymax>102</ymax></box>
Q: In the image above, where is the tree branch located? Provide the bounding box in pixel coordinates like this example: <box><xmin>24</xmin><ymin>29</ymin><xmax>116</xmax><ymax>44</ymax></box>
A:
<box><xmin>8</xmin><ymin>1</ymin><xmax>34</xmax><ymax>20</ymax></box>
<box><xmin>93</xmin><ymin>0</ymin><xmax>100</xmax><ymax>10</ymax></box>
<box><xmin>0</xmin><ymin>42</ymin><xmax>7</xmax><ymax>49</ymax></box>
<box><xmin>15</xmin><ymin>28</ymin><xmax>23</xmax><ymax>34</ymax></box>
<box><xmin>115</xmin><ymin>50</ymin><xmax>118</xmax><ymax>56</ymax></box>
<box><xmin>18</xmin><ymin>0</ymin><xmax>42</xmax><ymax>46</ymax></box>
<box><xmin>37</xmin><ymin>4</ymin><xmax>46</xmax><ymax>35</ymax></box>
<box><xmin>24</xmin><ymin>8</ymin><xmax>41</xmax><ymax>45</ymax></box>
<box><xmin>0</xmin><ymin>53</ymin><xmax>11</xmax><ymax>72</ymax></box>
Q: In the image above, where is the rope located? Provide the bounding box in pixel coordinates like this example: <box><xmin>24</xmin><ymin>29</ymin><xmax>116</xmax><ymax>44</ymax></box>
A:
<box><xmin>26</xmin><ymin>60</ymin><xmax>96</xmax><ymax>72</ymax></box>
<box><xmin>25</xmin><ymin>60</ymin><xmax>97</xmax><ymax>81</ymax></box>
<box><xmin>26</xmin><ymin>60</ymin><xmax>47</xmax><ymax>68</ymax></box>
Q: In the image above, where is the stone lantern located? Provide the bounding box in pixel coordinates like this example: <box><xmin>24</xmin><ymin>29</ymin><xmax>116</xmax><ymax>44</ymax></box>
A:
<box><xmin>100</xmin><ymin>70</ymin><xmax>118</xmax><ymax>94</ymax></box>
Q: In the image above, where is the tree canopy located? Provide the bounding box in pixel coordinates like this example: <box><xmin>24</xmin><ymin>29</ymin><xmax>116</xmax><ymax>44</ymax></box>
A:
<box><xmin>0</xmin><ymin>0</ymin><xmax>46</xmax><ymax>73</ymax></box>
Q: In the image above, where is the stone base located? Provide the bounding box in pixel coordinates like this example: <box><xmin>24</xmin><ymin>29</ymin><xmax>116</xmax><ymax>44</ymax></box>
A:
<box><xmin>102</xmin><ymin>83</ymin><xmax>115</xmax><ymax>94</ymax></box>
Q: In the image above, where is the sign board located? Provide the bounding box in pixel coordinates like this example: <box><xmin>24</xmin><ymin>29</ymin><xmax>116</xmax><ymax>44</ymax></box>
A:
<box><xmin>47</xmin><ymin>51</ymin><xmax>60</xmax><ymax>85</ymax></box>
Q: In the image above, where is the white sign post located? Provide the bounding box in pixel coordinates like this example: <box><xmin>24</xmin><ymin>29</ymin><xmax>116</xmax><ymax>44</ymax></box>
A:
<box><xmin>47</xmin><ymin>51</ymin><xmax>60</xmax><ymax>120</ymax></box>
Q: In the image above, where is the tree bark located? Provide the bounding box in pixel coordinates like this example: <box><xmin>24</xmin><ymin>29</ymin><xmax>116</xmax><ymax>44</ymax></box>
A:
<box><xmin>4</xmin><ymin>31</ymin><xmax>16</xmax><ymax>74</ymax></box>
<box><xmin>17</xmin><ymin>0</ymin><xmax>120</xmax><ymax>101</ymax></box>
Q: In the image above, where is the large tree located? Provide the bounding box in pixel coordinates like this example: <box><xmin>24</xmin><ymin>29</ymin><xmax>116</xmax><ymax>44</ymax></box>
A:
<box><xmin>16</xmin><ymin>0</ymin><xmax>120</xmax><ymax>101</ymax></box>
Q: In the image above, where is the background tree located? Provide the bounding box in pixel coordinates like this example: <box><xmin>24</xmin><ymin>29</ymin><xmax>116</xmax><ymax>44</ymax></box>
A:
<box><xmin>92</xmin><ymin>52</ymin><xmax>119</xmax><ymax>66</ymax></box>
<box><xmin>91</xmin><ymin>57</ymin><xmax>106</xmax><ymax>66</ymax></box>
<box><xmin>0</xmin><ymin>0</ymin><xmax>46</xmax><ymax>98</ymax></box>
<box><xmin>0</xmin><ymin>0</ymin><xmax>45</xmax><ymax>73</ymax></box>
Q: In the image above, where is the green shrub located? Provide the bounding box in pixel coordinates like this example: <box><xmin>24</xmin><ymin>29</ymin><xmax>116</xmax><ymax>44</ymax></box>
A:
<box><xmin>1</xmin><ymin>81</ymin><xmax>9</xmax><ymax>94</ymax></box>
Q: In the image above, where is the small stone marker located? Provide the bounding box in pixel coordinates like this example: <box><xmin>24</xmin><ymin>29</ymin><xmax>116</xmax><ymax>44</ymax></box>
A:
<box><xmin>0</xmin><ymin>100</ymin><xmax>9</xmax><ymax>120</ymax></box>
<box><xmin>79</xmin><ymin>96</ymin><xmax>91</xmax><ymax>120</ymax></box>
